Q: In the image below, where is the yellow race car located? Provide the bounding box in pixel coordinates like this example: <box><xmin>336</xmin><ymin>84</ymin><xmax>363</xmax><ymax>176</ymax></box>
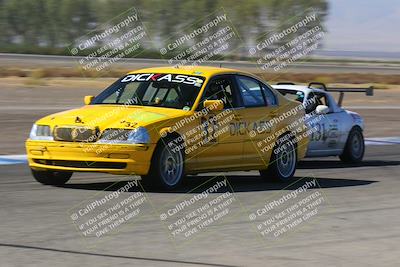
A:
<box><xmin>26</xmin><ymin>66</ymin><xmax>309</xmax><ymax>189</ymax></box>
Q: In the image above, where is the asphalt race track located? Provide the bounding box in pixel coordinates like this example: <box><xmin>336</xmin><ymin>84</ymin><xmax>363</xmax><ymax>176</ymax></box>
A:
<box><xmin>1</xmin><ymin>144</ymin><xmax>400</xmax><ymax>266</ymax></box>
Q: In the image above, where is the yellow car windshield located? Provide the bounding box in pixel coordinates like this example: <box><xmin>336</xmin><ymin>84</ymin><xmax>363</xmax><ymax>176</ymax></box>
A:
<box><xmin>92</xmin><ymin>73</ymin><xmax>205</xmax><ymax>110</ymax></box>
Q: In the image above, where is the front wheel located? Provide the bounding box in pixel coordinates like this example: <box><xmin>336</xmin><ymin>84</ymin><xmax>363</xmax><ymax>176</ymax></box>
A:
<box><xmin>141</xmin><ymin>137</ymin><xmax>185</xmax><ymax>190</ymax></box>
<box><xmin>340</xmin><ymin>127</ymin><xmax>365</xmax><ymax>163</ymax></box>
<box><xmin>31</xmin><ymin>169</ymin><xmax>72</xmax><ymax>185</ymax></box>
<box><xmin>260</xmin><ymin>135</ymin><xmax>297</xmax><ymax>182</ymax></box>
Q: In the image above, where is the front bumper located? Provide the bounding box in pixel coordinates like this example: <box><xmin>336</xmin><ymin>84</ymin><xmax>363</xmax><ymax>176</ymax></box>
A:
<box><xmin>25</xmin><ymin>140</ymin><xmax>155</xmax><ymax>175</ymax></box>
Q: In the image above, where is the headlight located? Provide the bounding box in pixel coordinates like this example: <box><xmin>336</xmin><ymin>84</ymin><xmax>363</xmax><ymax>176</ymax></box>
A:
<box><xmin>29</xmin><ymin>124</ymin><xmax>53</xmax><ymax>140</ymax></box>
<box><xmin>98</xmin><ymin>127</ymin><xmax>150</xmax><ymax>144</ymax></box>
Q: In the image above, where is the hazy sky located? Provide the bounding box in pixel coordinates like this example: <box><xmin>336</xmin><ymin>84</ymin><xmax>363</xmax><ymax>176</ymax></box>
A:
<box><xmin>324</xmin><ymin>0</ymin><xmax>400</xmax><ymax>52</ymax></box>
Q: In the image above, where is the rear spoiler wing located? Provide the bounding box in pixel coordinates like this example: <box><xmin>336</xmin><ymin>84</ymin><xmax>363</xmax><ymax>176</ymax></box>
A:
<box><xmin>308</xmin><ymin>82</ymin><xmax>374</xmax><ymax>107</ymax></box>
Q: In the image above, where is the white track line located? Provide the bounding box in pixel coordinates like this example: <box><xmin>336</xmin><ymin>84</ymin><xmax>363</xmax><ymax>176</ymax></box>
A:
<box><xmin>365</xmin><ymin>137</ymin><xmax>400</xmax><ymax>146</ymax></box>
<box><xmin>0</xmin><ymin>155</ymin><xmax>27</xmax><ymax>165</ymax></box>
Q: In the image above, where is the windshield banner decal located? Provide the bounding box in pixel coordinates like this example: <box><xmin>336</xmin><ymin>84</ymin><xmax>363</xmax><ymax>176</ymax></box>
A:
<box><xmin>121</xmin><ymin>73</ymin><xmax>204</xmax><ymax>87</ymax></box>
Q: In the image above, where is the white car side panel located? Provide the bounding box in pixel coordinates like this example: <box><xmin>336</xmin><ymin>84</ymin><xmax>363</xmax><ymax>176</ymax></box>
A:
<box><xmin>272</xmin><ymin>85</ymin><xmax>365</xmax><ymax>158</ymax></box>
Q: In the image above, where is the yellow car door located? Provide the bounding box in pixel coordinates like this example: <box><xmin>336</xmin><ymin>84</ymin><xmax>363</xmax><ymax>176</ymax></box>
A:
<box><xmin>233</xmin><ymin>75</ymin><xmax>281</xmax><ymax>168</ymax></box>
<box><xmin>190</xmin><ymin>75</ymin><xmax>245</xmax><ymax>172</ymax></box>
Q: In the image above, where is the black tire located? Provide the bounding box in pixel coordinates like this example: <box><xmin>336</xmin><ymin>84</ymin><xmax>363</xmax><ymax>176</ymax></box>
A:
<box><xmin>340</xmin><ymin>127</ymin><xmax>365</xmax><ymax>163</ymax></box>
<box><xmin>141</xmin><ymin>136</ymin><xmax>185</xmax><ymax>190</ymax></box>
<box><xmin>260</xmin><ymin>134</ymin><xmax>297</xmax><ymax>182</ymax></box>
<box><xmin>31</xmin><ymin>169</ymin><xmax>72</xmax><ymax>185</ymax></box>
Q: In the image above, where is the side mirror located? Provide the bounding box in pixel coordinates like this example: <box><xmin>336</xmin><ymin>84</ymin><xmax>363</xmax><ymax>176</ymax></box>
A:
<box><xmin>203</xmin><ymin>100</ymin><xmax>224</xmax><ymax>111</ymax></box>
<box><xmin>84</xmin><ymin>95</ymin><xmax>94</xmax><ymax>105</ymax></box>
<box><xmin>315</xmin><ymin>105</ymin><xmax>329</xmax><ymax>114</ymax></box>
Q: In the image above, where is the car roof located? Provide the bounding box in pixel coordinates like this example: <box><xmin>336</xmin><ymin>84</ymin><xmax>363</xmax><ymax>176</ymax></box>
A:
<box><xmin>272</xmin><ymin>84</ymin><xmax>327</xmax><ymax>94</ymax></box>
<box><xmin>127</xmin><ymin>66</ymin><xmax>249</xmax><ymax>78</ymax></box>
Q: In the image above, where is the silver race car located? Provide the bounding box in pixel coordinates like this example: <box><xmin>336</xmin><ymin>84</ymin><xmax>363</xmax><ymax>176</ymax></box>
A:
<box><xmin>272</xmin><ymin>82</ymin><xmax>374</xmax><ymax>163</ymax></box>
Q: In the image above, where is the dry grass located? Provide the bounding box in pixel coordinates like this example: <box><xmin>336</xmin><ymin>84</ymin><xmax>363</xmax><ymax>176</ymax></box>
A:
<box><xmin>0</xmin><ymin>67</ymin><xmax>127</xmax><ymax>78</ymax></box>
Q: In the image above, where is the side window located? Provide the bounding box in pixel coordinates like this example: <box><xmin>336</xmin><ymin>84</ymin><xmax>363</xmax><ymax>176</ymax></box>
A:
<box><xmin>319</xmin><ymin>93</ymin><xmax>329</xmax><ymax>107</ymax></box>
<box><xmin>236</xmin><ymin>76</ymin><xmax>265</xmax><ymax>107</ymax></box>
<box><xmin>261</xmin><ymin>84</ymin><xmax>277</xmax><ymax>106</ymax></box>
<box><xmin>278</xmin><ymin>89</ymin><xmax>304</xmax><ymax>103</ymax></box>
<box><xmin>306</xmin><ymin>92</ymin><xmax>330</xmax><ymax>113</ymax></box>
<box><xmin>201</xmin><ymin>76</ymin><xmax>237</xmax><ymax>109</ymax></box>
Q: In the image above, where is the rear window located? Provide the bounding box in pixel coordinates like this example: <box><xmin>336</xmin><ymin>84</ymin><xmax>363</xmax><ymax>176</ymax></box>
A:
<box><xmin>277</xmin><ymin>89</ymin><xmax>305</xmax><ymax>103</ymax></box>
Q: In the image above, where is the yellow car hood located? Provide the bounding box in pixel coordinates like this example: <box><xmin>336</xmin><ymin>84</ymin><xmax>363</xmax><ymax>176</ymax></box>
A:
<box><xmin>36</xmin><ymin>105</ymin><xmax>189</xmax><ymax>130</ymax></box>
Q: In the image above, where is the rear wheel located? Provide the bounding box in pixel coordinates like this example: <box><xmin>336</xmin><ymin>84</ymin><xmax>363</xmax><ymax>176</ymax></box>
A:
<box><xmin>31</xmin><ymin>169</ymin><xmax>72</xmax><ymax>185</ymax></box>
<box><xmin>260</xmin><ymin>135</ymin><xmax>297</xmax><ymax>182</ymax></box>
<box><xmin>141</xmin><ymin>137</ymin><xmax>185</xmax><ymax>190</ymax></box>
<box><xmin>340</xmin><ymin>127</ymin><xmax>364</xmax><ymax>163</ymax></box>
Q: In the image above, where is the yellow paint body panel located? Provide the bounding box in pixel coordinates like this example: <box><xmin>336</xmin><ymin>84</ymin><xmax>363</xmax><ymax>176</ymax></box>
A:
<box><xmin>26</xmin><ymin>66</ymin><xmax>308</xmax><ymax>176</ymax></box>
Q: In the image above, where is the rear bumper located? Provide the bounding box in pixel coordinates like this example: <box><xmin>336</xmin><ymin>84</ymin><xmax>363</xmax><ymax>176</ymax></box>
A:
<box><xmin>25</xmin><ymin>140</ymin><xmax>155</xmax><ymax>175</ymax></box>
